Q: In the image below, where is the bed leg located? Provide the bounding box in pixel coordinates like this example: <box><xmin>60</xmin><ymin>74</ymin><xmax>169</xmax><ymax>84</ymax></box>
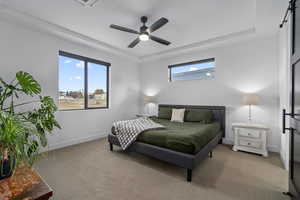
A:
<box><xmin>109</xmin><ymin>143</ymin><xmax>113</xmax><ymax>151</ymax></box>
<box><xmin>187</xmin><ymin>169</ymin><xmax>192</xmax><ymax>182</ymax></box>
<box><xmin>218</xmin><ymin>138</ymin><xmax>223</xmax><ymax>144</ymax></box>
<box><xmin>209</xmin><ymin>151</ymin><xmax>213</xmax><ymax>158</ymax></box>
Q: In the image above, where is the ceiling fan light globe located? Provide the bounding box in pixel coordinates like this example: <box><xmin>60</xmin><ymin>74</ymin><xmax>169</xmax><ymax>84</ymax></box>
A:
<box><xmin>139</xmin><ymin>34</ymin><xmax>149</xmax><ymax>41</ymax></box>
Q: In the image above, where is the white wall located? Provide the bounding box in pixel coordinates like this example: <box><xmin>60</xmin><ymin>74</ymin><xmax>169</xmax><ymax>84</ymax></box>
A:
<box><xmin>278</xmin><ymin>16</ymin><xmax>291</xmax><ymax>169</ymax></box>
<box><xmin>0</xmin><ymin>19</ymin><xmax>140</xmax><ymax>150</ymax></box>
<box><xmin>140</xmin><ymin>35</ymin><xmax>280</xmax><ymax>152</ymax></box>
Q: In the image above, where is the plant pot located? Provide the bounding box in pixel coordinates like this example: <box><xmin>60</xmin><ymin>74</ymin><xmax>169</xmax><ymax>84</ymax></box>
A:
<box><xmin>0</xmin><ymin>157</ymin><xmax>16</xmax><ymax>180</ymax></box>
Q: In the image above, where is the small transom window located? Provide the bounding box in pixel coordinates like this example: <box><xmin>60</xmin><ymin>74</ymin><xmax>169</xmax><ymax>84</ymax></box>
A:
<box><xmin>168</xmin><ymin>58</ymin><xmax>215</xmax><ymax>81</ymax></box>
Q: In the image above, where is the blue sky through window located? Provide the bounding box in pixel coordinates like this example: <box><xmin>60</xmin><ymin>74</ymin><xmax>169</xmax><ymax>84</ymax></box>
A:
<box><xmin>88</xmin><ymin>62</ymin><xmax>107</xmax><ymax>93</ymax></box>
<box><xmin>59</xmin><ymin>56</ymin><xmax>84</xmax><ymax>92</ymax></box>
<box><xmin>171</xmin><ymin>61</ymin><xmax>215</xmax><ymax>74</ymax></box>
<box><xmin>59</xmin><ymin>56</ymin><xmax>107</xmax><ymax>93</ymax></box>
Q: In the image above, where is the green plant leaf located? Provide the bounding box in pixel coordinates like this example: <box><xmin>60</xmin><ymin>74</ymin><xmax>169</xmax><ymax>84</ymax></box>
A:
<box><xmin>16</xmin><ymin>71</ymin><xmax>41</xmax><ymax>95</ymax></box>
<box><xmin>0</xmin><ymin>84</ymin><xmax>3</xmax><ymax>94</ymax></box>
<box><xmin>39</xmin><ymin>134</ymin><xmax>47</xmax><ymax>147</ymax></box>
<box><xmin>0</xmin><ymin>72</ymin><xmax>60</xmax><ymax>168</ymax></box>
<box><xmin>27</xmin><ymin>140</ymin><xmax>38</xmax><ymax>157</ymax></box>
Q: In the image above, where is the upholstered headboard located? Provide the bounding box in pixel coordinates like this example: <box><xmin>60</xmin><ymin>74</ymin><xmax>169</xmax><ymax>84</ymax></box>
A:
<box><xmin>158</xmin><ymin>104</ymin><xmax>226</xmax><ymax>138</ymax></box>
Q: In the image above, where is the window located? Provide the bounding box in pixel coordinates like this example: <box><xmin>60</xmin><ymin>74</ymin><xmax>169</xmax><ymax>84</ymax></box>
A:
<box><xmin>58</xmin><ymin>51</ymin><xmax>110</xmax><ymax>110</ymax></box>
<box><xmin>168</xmin><ymin>58</ymin><xmax>215</xmax><ymax>81</ymax></box>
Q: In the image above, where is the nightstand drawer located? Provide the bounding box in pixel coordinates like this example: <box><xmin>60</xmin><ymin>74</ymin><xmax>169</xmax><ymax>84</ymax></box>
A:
<box><xmin>239</xmin><ymin>139</ymin><xmax>262</xmax><ymax>149</ymax></box>
<box><xmin>237</xmin><ymin>128</ymin><xmax>261</xmax><ymax>139</ymax></box>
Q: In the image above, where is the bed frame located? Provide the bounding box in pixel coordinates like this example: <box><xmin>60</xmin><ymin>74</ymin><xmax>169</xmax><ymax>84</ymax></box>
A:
<box><xmin>108</xmin><ymin>104</ymin><xmax>226</xmax><ymax>182</ymax></box>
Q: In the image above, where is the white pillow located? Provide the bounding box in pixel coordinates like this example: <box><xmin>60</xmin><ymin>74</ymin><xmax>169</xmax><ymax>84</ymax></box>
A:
<box><xmin>171</xmin><ymin>109</ymin><xmax>185</xmax><ymax>122</ymax></box>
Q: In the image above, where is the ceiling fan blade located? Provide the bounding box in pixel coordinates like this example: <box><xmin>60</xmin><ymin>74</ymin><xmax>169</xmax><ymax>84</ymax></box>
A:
<box><xmin>128</xmin><ymin>38</ymin><xmax>140</xmax><ymax>48</ymax></box>
<box><xmin>110</xmin><ymin>24</ymin><xmax>139</xmax><ymax>34</ymax></box>
<box><xmin>149</xmin><ymin>17</ymin><xmax>169</xmax><ymax>32</ymax></box>
<box><xmin>150</xmin><ymin>35</ymin><xmax>171</xmax><ymax>46</ymax></box>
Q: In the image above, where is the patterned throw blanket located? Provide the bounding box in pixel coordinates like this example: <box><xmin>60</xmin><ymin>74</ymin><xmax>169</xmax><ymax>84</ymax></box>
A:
<box><xmin>113</xmin><ymin>117</ymin><xmax>165</xmax><ymax>150</ymax></box>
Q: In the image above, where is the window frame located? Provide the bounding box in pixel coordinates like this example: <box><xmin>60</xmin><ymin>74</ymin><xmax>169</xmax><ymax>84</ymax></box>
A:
<box><xmin>58</xmin><ymin>50</ymin><xmax>110</xmax><ymax>111</ymax></box>
<box><xmin>168</xmin><ymin>58</ymin><xmax>215</xmax><ymax>82</ymax></box>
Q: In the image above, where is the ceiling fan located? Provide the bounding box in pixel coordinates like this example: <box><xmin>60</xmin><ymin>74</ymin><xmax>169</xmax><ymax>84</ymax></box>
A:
<box><xmin>110</xmin><ymin>16</ymin><xmax>171</xmax><ymax>48</ymax></box>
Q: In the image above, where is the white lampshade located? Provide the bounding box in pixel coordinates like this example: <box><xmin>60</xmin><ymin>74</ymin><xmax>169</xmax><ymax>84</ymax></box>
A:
<box><xmin>242</xmin><ymin>94</ymin><xmax>260</xmax><ymax>105</ymax></box>
<box><xmin>144</xmin><ymin>96</ymin><xmax>156</xmax><ymax>104</ymax></box>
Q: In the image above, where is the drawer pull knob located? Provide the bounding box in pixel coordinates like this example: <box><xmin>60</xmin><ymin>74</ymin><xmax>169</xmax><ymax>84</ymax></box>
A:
<box><xmin>248</xmin><ymin>143</ymin><xmax>251</xmax><ymax>145</ymax></box>
<box><xmin>248</xmin><ymin>133</ymin><xmax>251</xmax><ymax>136</ymax></box>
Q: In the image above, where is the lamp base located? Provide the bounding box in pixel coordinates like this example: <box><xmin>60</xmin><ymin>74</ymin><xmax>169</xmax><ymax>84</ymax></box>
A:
<box><xmin>248</xmin><ymin>105</ymin><xmax>252</xmax><ymax>123</ymax></box>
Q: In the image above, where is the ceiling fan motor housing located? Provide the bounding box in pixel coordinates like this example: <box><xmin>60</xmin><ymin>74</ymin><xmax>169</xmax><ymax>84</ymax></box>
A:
<box><xmin>140</xmin><ymin>25</ymin><xmax>148</xmax><ymax>33</ymax></box>
<box><xmin>141</xmin><ymin>16</ymin><xmax>148</xmax><ymax>24</ymax></box>
<box><xmin>140</xmin><ymin>16</ymin><xmax>148</xmax><ymax>33</ymax></box>
<box><xmin>110</xmin><ymin>15</ymin><xmax>170</xmax><ymax>47</ymax></box>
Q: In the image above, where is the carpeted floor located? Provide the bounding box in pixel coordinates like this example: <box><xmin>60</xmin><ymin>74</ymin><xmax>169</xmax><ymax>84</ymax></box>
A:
<box><xmin>35</xmin><ymin>138</ymin><xmax>289</xmax><ymax>200</ymax></box>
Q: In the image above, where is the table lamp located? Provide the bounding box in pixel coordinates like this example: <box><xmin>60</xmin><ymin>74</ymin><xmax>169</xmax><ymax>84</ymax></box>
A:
<box><xmin>242</xmin><ymin>94</ymin><xmax>260</xmax><ymax>122</ymax></box>
<box><xmin>144</xmin><ymin>96</ymin><xmax>156</xmax><ymax>115</ymax></box>
<box><xmin>144</xmin><ymin>96</ymin><xmax>156</xmax><ymax>104</ymax></box>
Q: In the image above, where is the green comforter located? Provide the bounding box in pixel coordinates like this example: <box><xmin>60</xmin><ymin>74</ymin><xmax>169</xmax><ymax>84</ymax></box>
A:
<box><xmin>136</xmin><ymin>118</ymin><xmax>221</xmax><ymax>154</ymax></box>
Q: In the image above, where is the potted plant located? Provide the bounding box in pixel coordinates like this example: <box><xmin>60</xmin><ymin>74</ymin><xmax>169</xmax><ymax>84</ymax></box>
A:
<box><xmin>0</xmin><ymin>71</ymin><xmax>60</xmax><ymax>179</ymax></box>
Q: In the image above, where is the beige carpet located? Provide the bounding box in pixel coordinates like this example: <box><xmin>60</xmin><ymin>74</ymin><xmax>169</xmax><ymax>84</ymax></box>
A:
<box><xmin>35</xmin><ymin>139</ymin><xmax>289</xmax><ymax>200</ymax></box>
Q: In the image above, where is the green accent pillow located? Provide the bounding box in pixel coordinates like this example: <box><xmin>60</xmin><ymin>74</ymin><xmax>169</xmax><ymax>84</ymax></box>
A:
<box><xmin>185</xmin><ymin>109</ymin><xmax>213</xmax><ymax>123</ymax></box>
<box><xmin>158</xmin><ymin>107</ymin><xmax>172</xmax><ymax>119</ymax></box>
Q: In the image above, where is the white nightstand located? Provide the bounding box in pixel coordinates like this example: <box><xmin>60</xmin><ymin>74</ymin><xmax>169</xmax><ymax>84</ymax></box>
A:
<box><xmin>232</xmin><ymin>123</ymin><xmax>269</xmax><ymax>157</ymax></box>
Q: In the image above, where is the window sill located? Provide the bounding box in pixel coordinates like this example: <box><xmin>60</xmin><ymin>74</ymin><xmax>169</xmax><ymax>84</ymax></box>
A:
<box><xmin>58</xmin><ymin>107</ymin><xmax>109</xmax><ymax>112</ymax></box>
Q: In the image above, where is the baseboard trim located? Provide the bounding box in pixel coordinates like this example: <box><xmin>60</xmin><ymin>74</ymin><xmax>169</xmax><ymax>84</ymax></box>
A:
<box><xmin>222</xmin><ymin>137</ymin><xmax>280</xmax><ymax>153</ymax></box>
<box><xmin>222</xmin><ymin>138</ymin><xmax>234</xmax><ymax>145</ymax></box>
<box><xmin>280</xmin><ymin>150</ymin><xmax>289</xmax><ymax>170</ymax></box>
<box><xmin>268</xmin><ymin>145</ymin><xmax>280</xmax><ymax>153</ymax></box>
<box><xmin>42</xmin><ymin>133</ymin><xmax>108</xmax><ymax>152</ymax></box>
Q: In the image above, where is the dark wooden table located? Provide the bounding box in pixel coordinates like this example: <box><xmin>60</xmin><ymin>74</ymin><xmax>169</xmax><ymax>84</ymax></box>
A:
<box><xmin>0</xmin><ymin>167</ymin><xmax>53</xmax><ymax>200</ymax></box>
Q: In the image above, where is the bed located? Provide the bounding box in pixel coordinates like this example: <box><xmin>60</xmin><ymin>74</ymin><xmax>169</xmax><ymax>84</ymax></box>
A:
<box><xmin>108</xmin><ymin>104</ymin><xmax>226</xmax><ymax>182</ymax></box>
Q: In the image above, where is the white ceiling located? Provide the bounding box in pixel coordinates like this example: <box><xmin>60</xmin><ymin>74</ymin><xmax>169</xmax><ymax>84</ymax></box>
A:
<box><xmin>0</xmin><ymin>0</ymin><xmax>271</xmax><ymax>58</ymax></box>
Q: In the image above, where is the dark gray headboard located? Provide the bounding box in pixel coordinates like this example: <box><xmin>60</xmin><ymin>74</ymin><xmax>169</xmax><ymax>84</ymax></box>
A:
<box><xmin>158</xmin><ymin>104</ymin><xmax>226</xmax><ymax>138</ymax></box>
